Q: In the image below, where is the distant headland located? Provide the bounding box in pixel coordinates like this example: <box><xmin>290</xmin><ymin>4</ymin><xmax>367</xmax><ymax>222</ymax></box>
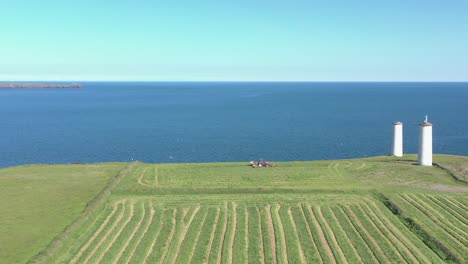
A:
<box><xmin>0</xmin><ymin>82</ymin><xmax>83</xmax><ymax>89</ymax></box>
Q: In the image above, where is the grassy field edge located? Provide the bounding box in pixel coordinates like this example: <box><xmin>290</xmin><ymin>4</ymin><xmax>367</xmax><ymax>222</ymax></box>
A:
<box><xmin>28</xmin><ymin>162</ymin><xmax>136</xmax><ymax>264</ymax></box>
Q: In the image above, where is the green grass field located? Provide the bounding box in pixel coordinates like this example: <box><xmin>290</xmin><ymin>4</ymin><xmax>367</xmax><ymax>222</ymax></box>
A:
<box><xmin>1</xmin><ymin>154</ymin><xmax>467</xmax><ymax>264</ymax></box>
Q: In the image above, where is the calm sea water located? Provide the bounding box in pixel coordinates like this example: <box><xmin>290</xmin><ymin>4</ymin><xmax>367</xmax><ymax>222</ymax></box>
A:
<box><xmin>0</xmin><ymin>82</ymin><xmax>467</xmax><ymax>168</ymax></box>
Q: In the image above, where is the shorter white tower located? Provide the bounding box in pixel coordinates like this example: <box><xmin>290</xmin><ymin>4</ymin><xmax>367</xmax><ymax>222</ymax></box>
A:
<box><xmin>392</xmin><ymin>121</ymin><xmax>403</xmax><ymax>157</ymax></box>
<box><xmin>418</xmin><ymin>115</ymin><xmax>432</xmax><ymax>166</ymax></box>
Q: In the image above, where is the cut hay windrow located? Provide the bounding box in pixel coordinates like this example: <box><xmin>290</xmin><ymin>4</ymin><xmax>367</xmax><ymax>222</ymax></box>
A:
<box><xmin>272</xmin><ymin>204</ymin><xmax>288</xmax><ymax>264</ymax></box>
<box><xmin>308</xmin><ymin>205</ymin><xmax>336</xmax><ymax>264</ymax></box>
<box><xmin>155</xmin><ymin>208</ymin><xmax>178</xmax><ymax>263</ymax></box>
<box><xmin>138</xmin><ymin>207</ymin><xmax>165</xmax><ymax>263</ymax></box>
<box><xmin>409</xmin><ymin>194</ymin><xmax>467</xmax><ymax>238</ymax></box>
<box><xmin>354</xmin><ymin>204</ymin><xmax>406</xmax><ymax>263</ymax></box>
<box><xmin>341</xmin><ymin>205</ymin><xmax>390</xmax><ymax>263</ymax></box>
<box><xmin>112</xmin><ymin>201</ymin><xmax>146</xmax><ymax>263</ymax></box>
<box><xmin>287</xmin><ymin>207</ymin><xmax>306</xmax><ymax>263</ymax></box>
<box><xmin>176</xmin><ymin>207</ymin><xmax>208</xmax><ymax>263</ymax></box>
<box><xmin>278</xmin><ymin>206</ymin><xmax>302</xmax><ymax>263</ymax></box>
<box><xmin>192</xmin><ymin>207</ymin><xmax>220</xmax><ymax>264</ymax></box>
<box><xmin>423</xmin><ymin>195</ymin><xmax>468</xmax><ymax>227</ymax></box>
<box><xmin>256</xmin><ymin>207</ymin><xmax>266</xmax><ymax>264</ymax></box>
<box><xmin>296</xmin><ymin>205</ymin><xmax>323</xmax><ymax>263</ymax></box>
<box><xmin>264</xmin><ymin>205</ymin><xmax>278</xmax><ymax>264</ymax></box>
<box><xmin>246</xmin><ymin>207</ymin><xmax>262</xmax><ymax>263</ymax></box>
<box><xmin>69</xmin><ymin>201</ymin><xmax>123</xmax><ymax>264</ymax></box>
<box><xmin>444</xmin><ymin>196</ymin><xmax>468</xmax><ymax>211</ymax></box>
<box><xmin>360</xmin><ymin>203</ymin><xmax>417</xmax><ymax>263</ymax></box>
<box><xmin>168</xmin><ymin>206</ymin><xmax>201</xmax><ymax>264</ymax></box>
<box><xmin>291</xmin><ymin>206</ymin><xmax>322</xmax><ymax>263</ymax></box>
<box><xmin>332</xmin><ymin>206</ymin><xmax>377</xmax><ymax>262</ymax></box>
<box><xmin>232</xmin><ymin>205</ymin><xmax>247</xmax><ymax>263</ymax></box>
<box><xmin>314</xmin><ymin>206</ymin><xmax>348</xmax><ymax>264</ymax></box>
<box><xmin>211</xmin><ymin>203</ymin><xmax>228</xmax><ymax>264</ymax></box>
<box><xmin>436</xmin><ymin>195</ymin><xmax>468</xmax><ymax>224</ymax></box>
<box><xmin>122</xmin><ymin>202</ymin><xmax>156</xmax><ymax>264</ymax></box>
<box><xmin>400</xmin><ymin>194</ymin><xmax>467</xmax><ymax>248</ymax></box>
<box><xmin>81</xmin><ymin>201</ymin><xmax>128</xmax><ymax>264</ymax></box>
<box><xmin>221</xmin><ymin>202</ymin><xmax>237</xmax><ymax>264</ymax></box>
<box><xmin>322</xmin><ymin>206</ymin><xmax>362</xmax><ymax>263</ymax></box>
<box><xmin>92</xmin><ymin>202</ymin><xmax>135</xmax><ymax>263</ymax></box>
<box><xmin>53</xmin><ymin>203</ymin><xmax>112</xmax><ymax>264</ymax></box>
<box><xmin>366</xmin><ymin>201</ymin><xmax>435</xmax><ymax>263</ymax></box>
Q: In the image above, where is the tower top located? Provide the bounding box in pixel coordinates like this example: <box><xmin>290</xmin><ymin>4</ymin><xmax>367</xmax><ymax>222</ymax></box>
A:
<box><xmin>393</xmin><ymin>121</ymin><xmax>402</xmax><ymax>125</ymax></box>
<box><xmin>420</xmin><ymin>115</ymin><xmax>432</xmax><ymax>126</ymax></box>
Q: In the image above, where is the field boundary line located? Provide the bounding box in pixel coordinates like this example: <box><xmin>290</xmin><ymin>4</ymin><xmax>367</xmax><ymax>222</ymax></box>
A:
<box><xmin>344</xmin><ymin>205</ymin><xmax>391</xmax><ymax>263</ymax></box>
<box><xmin>94</xmin><ymin>202</ymin><xmax>135</xmax><ymax>263</ymax></box>
<box><xmin>204</xmin><ymin>207</ymin><xmax>221</xmax><ymax>263</ymax></box>
<box><xmin>124</xmin><ymin>202</ymin><xmax>155</xmax><ymax>264</ymax></box>
<box><xmin>326</xmin><ymin>206</ymin><xmax>363</xmax><ymax>262</ymax></box>
<box><xmin>299</xmin><ymin>204</ymin><xmax>323</xmax><ymax>263</ymax></box>
<box><xmin>315</xmin><ymin>206</ymin><xmax>348</xmax><ymax>264</ymax></box>
<box><xmin>265</xmin><ymin>205</ymin><xmax>278</xmax><ymax>264</ymax></box>
<box><xmin>308</xmin><ymin>205</ymin><xmax>336</xmax><ymax>264</ymax></box>
<box><xmin>216</xmin><ymin>202</ymin><xmax>229</xmax><ymax>264</ymax></box>
<box><xmin>159</xmin><ymin>208</ymin><xmax>178</xmax><ymax>264</ymax></box>
<box><xmin>170</xmin><ymin>206</ymin><xmax>201</xmax><ymax>264</ymax></box>
<box><xmin>82</xmin><ymin>200</ymin><xmax>127</xmax><ymax>264</ymax></box>
<box><xmin>31</xmin><ymin>163</ymin><xmax>137</xmax><ymax>264</ymax></box>
<box><xmin>288</xmin><ymin>207</ymin><xmax>306</xmax><ymax>264</ymax></box>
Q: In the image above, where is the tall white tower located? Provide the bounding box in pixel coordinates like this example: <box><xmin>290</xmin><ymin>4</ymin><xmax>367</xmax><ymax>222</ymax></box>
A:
<box><xmin>418</xmin><ymin>115</ymin><xmax>432</xmax><ymax>166</ymax></box>
<box><xmin>392</xmin><ymin>122</ymin><xmax>403</xmax><ymax>157</ymax></box>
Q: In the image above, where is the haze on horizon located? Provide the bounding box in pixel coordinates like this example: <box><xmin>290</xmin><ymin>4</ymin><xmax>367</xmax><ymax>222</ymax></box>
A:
<box><xmin>1</xmin><ymin>0</ymin><xmax>468</xmax><ymax>82</ymax></box>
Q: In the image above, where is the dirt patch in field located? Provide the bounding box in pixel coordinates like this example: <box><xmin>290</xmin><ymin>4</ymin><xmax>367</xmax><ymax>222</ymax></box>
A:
<box><xmin>426</xmin><ymin>184</ymin><xmax>468</xmax><ymax>193</ymax></box>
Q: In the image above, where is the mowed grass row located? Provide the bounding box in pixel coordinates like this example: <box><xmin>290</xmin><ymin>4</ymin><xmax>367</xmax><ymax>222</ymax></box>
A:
<box><xmin>387</xmin><ymin>193</ymin><xmax>468</xmax><ymax>262</ymax></box>
<box><xmin>54</xmin><ymin>198</ymin><xmax>447</xmax><ymax>264</ymax></box>
<box><xmin>114</xmin><ymin>155</ymin><xmax>468</xmax><ymax>195</ymax></box>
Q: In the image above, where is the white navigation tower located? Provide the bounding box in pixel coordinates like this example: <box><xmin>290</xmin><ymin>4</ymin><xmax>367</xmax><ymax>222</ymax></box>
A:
<box><xmin>392</xmin><ymin>121</ymin><xmax>403</xmax><ymax>157</ymax></box>
<box><xmin>418</xmin><ymin>115</ymin><xmax>432</xmax><ymax>166</ymax></box>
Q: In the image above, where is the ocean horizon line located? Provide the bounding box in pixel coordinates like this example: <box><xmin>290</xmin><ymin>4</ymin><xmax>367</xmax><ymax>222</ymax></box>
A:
<box><xmin>2</xmin><ymin>80</ymin><xmax>468</xmax><ymax>83</ymax></box>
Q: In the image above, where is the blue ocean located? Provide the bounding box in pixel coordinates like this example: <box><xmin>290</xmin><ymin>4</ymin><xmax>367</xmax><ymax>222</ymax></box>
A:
<box><xmin>0</xmin><ymin>82</ymin><xmax>467</xmax><ymax>168</ymax></box>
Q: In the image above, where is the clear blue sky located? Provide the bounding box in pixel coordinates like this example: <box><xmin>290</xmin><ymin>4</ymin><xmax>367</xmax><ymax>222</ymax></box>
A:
<box><xmin>1</xmin><ymin>0</ymin><xmax>467</xmax><ymax>81</ymax></box>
